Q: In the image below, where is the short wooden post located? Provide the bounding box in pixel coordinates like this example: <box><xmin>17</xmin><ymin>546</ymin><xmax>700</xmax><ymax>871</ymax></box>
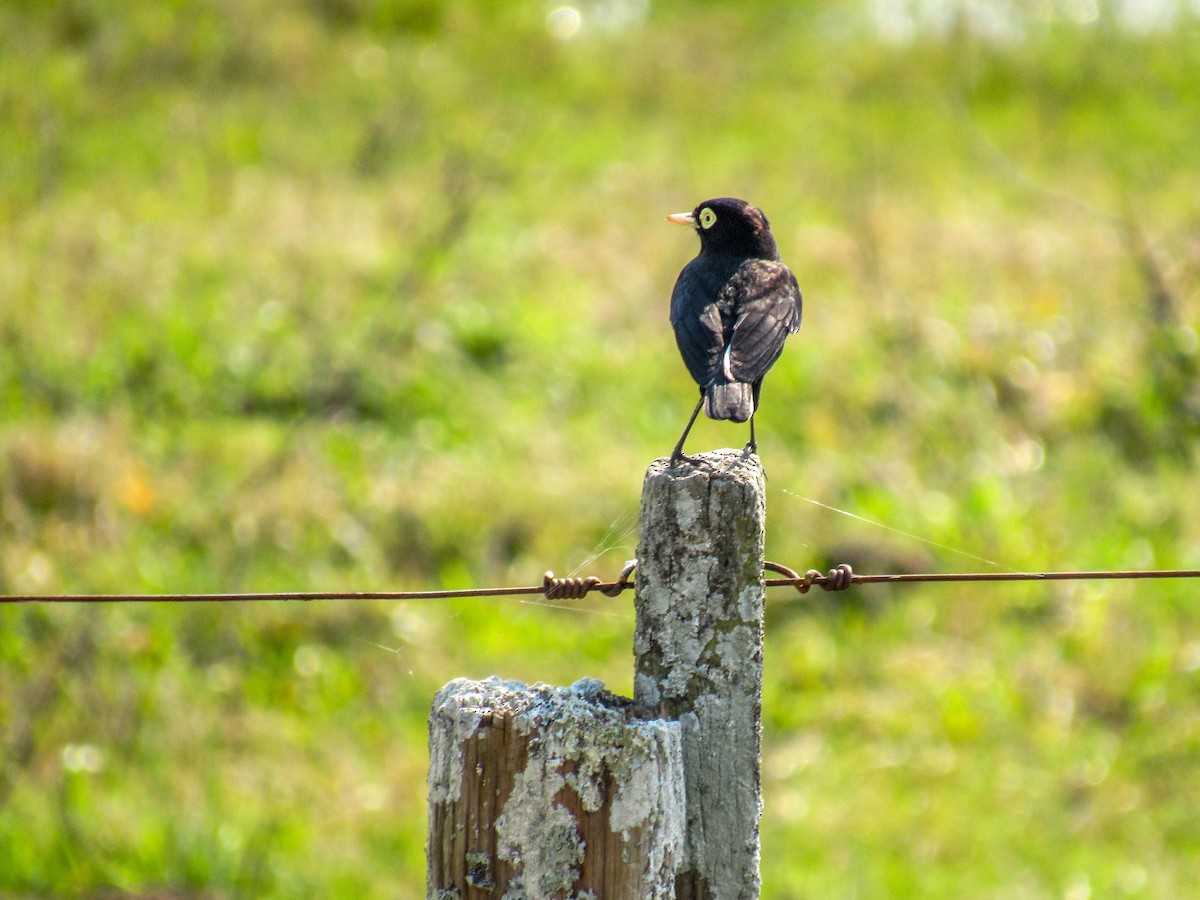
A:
<box><xmin>427</xmin><ymin>676</ymin><xmax>685</xmax><ymax>898</ymax></box>
<box><xmin>634</xmin><ymin>450</ymin><xmax>766</xmax><ymax>899</ymax></box>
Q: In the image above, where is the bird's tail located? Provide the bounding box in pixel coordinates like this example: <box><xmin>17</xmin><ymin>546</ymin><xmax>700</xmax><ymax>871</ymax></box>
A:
<box><xmin>704</xmin><ymin>382</ymin><xmax>754</xmax><ymax>423</ymax></box>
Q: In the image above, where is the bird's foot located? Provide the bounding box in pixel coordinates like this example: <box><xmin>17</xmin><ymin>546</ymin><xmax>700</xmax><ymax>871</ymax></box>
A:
<box><xmin>742</xmin><ymin>441</ymin><xmax>767</xmax><ymax>479</ymax></box>
<box><xmin>669</xmin><ymin>449</ymin><xmax>702</xmax><ymax>467</ymax></box>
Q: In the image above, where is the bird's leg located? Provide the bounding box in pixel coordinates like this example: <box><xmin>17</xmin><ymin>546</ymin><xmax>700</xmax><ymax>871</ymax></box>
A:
<box><xmin>746</xmin><ymin>381</ymin><xmax>763</xmax><ymax>455</ymax></box>
<box><xmin>670</xmin><ymin>395</ymin><xmax>705</xmax><ymax>464</ymax></box>
<box><xmin>745</xmin><ymin>414</ymin><xmax>758</xmax><ymax>455</ymax></box>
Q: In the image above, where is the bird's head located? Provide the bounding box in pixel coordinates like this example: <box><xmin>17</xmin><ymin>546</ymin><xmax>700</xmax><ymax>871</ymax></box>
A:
<box><xmin>667</xmin><ymin>197</ymin><xmax>779</xmax><ymax>259</ymax></box>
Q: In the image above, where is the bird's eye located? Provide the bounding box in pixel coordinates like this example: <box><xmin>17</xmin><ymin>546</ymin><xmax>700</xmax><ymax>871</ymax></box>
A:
<box><xmin>699</xmin><ymin>208</ymin><xmax>717</xmax><ymax>229</ymax></box>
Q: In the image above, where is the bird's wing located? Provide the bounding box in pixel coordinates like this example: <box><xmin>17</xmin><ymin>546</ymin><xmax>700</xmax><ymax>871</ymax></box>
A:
<box><xmin>724</xmin><ymin>260</ymin><xmax>802</xmax><ymax>384</ymax></box>
<box><xmin>670</xmin><ymin>263</ymin><xmax>727</xmax><ymax>387</ymax></box>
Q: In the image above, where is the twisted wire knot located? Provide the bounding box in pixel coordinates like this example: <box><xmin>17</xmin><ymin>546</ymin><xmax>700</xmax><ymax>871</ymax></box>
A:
<box><xmin>819</xmin><ymin>563</ymin><xmax>854</xmax><ymax>592</ymax></box>
<box><xmin>542</xmin><ymin>573</ymin><xmax>602</xmax><ymax>599</ymax></box>
<box><xmin>541</xmin><ymin>560</ymin><xmax>636</xmax><ymax>600</ymax></box>
<box><xmin>766</xmin><ymin>560</ymin><xmax>854</xmax><ymax>594</ymax></box>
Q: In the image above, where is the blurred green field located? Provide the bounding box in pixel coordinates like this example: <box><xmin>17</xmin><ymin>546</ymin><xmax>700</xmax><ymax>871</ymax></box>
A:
<box><xmin>3</xmin><ymin>0</ymin><xmax>1200</xmax><ymax>896</ymax></box>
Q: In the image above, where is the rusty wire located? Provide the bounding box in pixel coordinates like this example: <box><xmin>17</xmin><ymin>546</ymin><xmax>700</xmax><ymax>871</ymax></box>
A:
<box><xmin>2</xmin><ymin>558</ymin><xmax>1200</xmax><ymax>604</ymax></box>
<box><xmin>765</xmin><ymin>562</ymin><xmax>1200</xmax><ymax>594</ymax></box>
<box><xmin>0</xmin><ymin>561</ymin><xmax>639</xmax><ymax>605</ymax></box>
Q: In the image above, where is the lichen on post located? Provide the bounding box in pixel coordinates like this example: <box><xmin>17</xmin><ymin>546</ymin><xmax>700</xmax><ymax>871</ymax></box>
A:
<box><xmin>634</xmin><ymin>449</ymin><xmax>767</xmax><ymax>899</ymax></box>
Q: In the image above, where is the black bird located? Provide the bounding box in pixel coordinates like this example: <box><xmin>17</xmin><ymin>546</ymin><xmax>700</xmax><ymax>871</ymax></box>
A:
<box><xmin>666</xmin><ymin>197</ymin><xmax>802</xmax><ymax>462</ymax></box>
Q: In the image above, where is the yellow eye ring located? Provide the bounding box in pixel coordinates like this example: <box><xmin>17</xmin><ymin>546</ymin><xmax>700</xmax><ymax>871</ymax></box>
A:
<box><xmin>699</xmin><ymin>208</ymin><xmax>717</xmax><ymax>229</ymax></box>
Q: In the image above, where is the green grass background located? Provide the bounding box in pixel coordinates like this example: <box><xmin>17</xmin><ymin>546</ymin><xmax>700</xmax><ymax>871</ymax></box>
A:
<box><xmin>3</xmin><ymin>0</ymin><xmax>1200</xmax><ymax>896</ymax></box>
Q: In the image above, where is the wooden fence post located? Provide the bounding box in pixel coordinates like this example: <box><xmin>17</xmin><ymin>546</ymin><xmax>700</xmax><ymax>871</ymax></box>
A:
<box><xmin>634</xmin><ymin>449</ymin><xmax>766</xmax><ymax>899</ymax></box>
<box><xmin>426</xmin><ymin>449</ymin><xmax>765</xmax><ymax>898</ymax></box>
<box><xmin>427</xmin><ymin>676</ymin><xmax>685</xmax><ymax>898</ymax></box>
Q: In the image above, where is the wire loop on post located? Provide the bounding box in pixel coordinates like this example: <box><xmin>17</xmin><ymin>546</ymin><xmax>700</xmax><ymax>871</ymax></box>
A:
<box><xmin>763</xmin><ymin>560</ymin><xmax>800</xmax><ymax>581</ymax></box>
<box><xmin>599</xmin><ymin>559</ymin><xmax>637</xmax><ymax>597</ymax></box>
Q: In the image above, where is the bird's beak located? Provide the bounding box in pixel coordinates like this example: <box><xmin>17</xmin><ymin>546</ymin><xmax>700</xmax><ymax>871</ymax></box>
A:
<box><xmin>666</xmin><ymin>211</ymin><xmax>696</xmax><ymax>227</ymax></box>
